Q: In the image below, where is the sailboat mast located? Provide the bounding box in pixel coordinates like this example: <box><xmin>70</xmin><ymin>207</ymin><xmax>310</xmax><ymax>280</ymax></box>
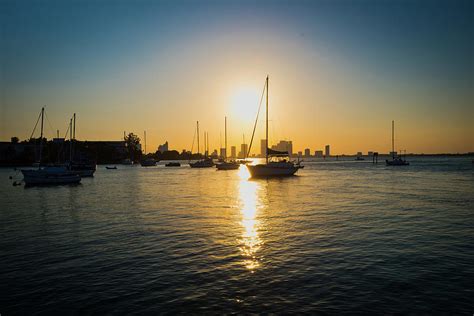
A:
<box><xmin>69</xmin><ymin>118</ymin><xmax>73</xmax><ymax>162</ymax></box>
<box><xmin>225</xmin><ymin>116</ymin><xmax>227</xmax><ymax>160</ymax></box>
<box><xmin>266</xmin><ymin>76</ymin><xmax>269</xmax><ymax>164</ymax></box>
<box><xmin>73</xmin><ymin>113</ymin><xmax>76</xmax><ymax>140</ymax></box>
<box><xmin>197</xmin><ymin>121</ymin><xmax>200</xmax><ymax>155</ymax></box>
<box><xmin>243</xmin><ymin>133</ymin><xmax>246</xmax><ymax>158</ymax></box>
<box><xmin>144</xmin><ymin>130</ymin><xmax>147</xmax><ymax>155</ymax></box>
<box><xmin>39</xmin><ymin>107</ymin><xmax>44</xmax><ymax>168</ymax></box>
<box><xmin>72</xmin><ymin>113</ymin><xmax>76</xmax><ymax>160</ymax></box>
<box><xmin>392</xmin><ymin>120</ymin><xmax>394</xmax><ymax>159</ymax></box>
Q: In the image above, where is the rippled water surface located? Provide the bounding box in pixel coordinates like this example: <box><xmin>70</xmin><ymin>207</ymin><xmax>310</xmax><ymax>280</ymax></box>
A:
<box><xmin>1</xmin><ymin>157</ymin><xmax>473</xmax><ymax>313</ymax></box>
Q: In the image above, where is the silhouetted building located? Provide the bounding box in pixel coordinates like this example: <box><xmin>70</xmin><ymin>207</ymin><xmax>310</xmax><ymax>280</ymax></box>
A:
<box><xmin>325</xmin><ymin>145</ymin><xmax>330</xmax><ymax>157</ymax></box>
<box><xmin>260</xmin><ymin>139</ymin><xmax>267</xmax><ymax>157</ymax></box>
<box><xmin>231</xmin><ymin>146</ymin><xmax>236</xmax><ymax>158</ymax></box>
<box><xmin>368</xmin><ymin>151</ymin><xmax>374</xmax><ymax>156</ymax></box>
<box><xmin>304</xmin><ymin>148</ymin><xmax>310</xmax><ymax>157</ymax></box>
<box><xmin>239</xmin><ymin>143</ymin><xmax>248</xmax><ymax>159</ymax></box>
<box><xmin>298</xmin><ymin>151</ymin><xmax>302</xmax><ymax>157</ymax></box>
<box><xmin>315</xmin><ymin>150</ymin><xmax>323</xmax><ymax>158</ymax></box>
<box><xmin>220</xmin><ymin>148</ymin><xmax>226</xmax><ymax>158</ymax></box>
<box><xmin>158</xmin><ymin>141</ymin><xmax>169</xmax><ymax>153</ymax></box>
<box><xmin>271</xmin><ymin>140</ymin><xmax>293</xmax><ymax>155</ymax></box>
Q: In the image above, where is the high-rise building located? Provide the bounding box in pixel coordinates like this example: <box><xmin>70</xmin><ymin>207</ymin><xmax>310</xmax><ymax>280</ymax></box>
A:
<box><xmin>158</xmin><ymin>141</ymin><xmax>169</xmax><ymax>153</ymax></box>
<box><xmin>260</xmin><ymin>139</ymin><xmax>267</xmax><ymax>157</ymax></box>
<box><xmin>325</xmin><ymin>145</ymin><xmax>330</xmax><ymax>157</ymax></box>
<box><xmin>220</xmin><ymin>148</ymin><xmax>226</xmax><ymax>158</ymax></box>
<box><xmin>368</xmin><ymin>151</ymin><xmax>374</xmax><ymax>156</ymax></box>
<box><xmin>231</xmin><ymin>146</ymin><xmax>236</xmax><ymax>158</ymax></box>
<box><xmin>315</xmin><ymin>150</ymin><xmax>323</xmax><ymax>158</ymax></box>
<box><xmin>271</xmin><ymin>140</ymin><xmax>293</xmax><ymax>155</ymax></box>
<box><xmin>298</xmin><ymin>151</ymin><xmax>302</xmax><ymax>157</ymax></box>
<box><xmin>304</xmin><ymin>148</ymin><xmax>310</xmax><ymax>157</ymax></box>
<box><xmin>239</xmin><ymin>143</ymin><xmax>248</xmax><ymax>158</ymax></box>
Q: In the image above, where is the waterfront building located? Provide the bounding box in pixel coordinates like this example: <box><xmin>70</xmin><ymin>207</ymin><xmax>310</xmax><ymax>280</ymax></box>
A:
<box><xmin>220</xmin><ymin>148</ymin><xmax>226</xmax><ymax>158</ymax></box>
<box><xmin>239</xmin><ymin>143</ymin><xmax>248</xmax><ymax>158</ymax></box>
<box><xmin>158</xmin><ymin>141</ymin><xmax>168</xmax><ymax>153</ymax></box>
<box><xmin>325</xmin><ymin>145</ymin><xmax>330</xmax><ymax>157</ymax></box>
<box><xmin>260</xmin><ymin>139</ymin><xmax>267</xmax><ymax>157</ymax></box>
<box><xmin>271</xmin><ymin>140</ymin><xmax>293</xmax><ymax>156</ymax></box>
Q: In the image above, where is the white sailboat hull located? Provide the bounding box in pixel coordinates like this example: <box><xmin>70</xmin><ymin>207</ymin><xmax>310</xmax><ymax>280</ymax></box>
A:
<box><xmin>247</xmin><ymin>163</ymin><xmax>299</xmax><ymax>177</ymax></box>
<box><xmin>21</xmin><ymin>167</ymin><xmax>81</xmax><ymax>185</ymax></box>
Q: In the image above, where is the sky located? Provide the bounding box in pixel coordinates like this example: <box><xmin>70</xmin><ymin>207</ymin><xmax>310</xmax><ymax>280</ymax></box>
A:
<box><xmin>1</xmin><ymin>0</ymin><xmax>473</xmax><ymax>154</ymax></box>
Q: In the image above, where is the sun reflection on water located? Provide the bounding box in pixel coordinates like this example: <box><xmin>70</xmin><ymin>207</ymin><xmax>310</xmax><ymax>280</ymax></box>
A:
<box><xmin>238</xmin><ymin>167</ymin><xmax>262</xmax><ymax>271</ymax></box>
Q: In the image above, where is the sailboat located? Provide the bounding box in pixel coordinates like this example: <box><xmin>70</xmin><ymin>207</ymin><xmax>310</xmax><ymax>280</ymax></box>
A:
<box><xmin>247</xmin><ymin>76</ymin><xmax>303</xmax><ymax>177</ymax></box>
<box><xmin>21</xmin><ymin>107</ymin><xmax>81</xmax><ymax>185</ymax></box>
<box><xmin>140</xmin><ymin>130</ymin><xmax>157</xmax><ymax>167</ymax></box>
<box><xmin>216</xmin><ymin>117</ymin><xmax>240</xmax><ymax>170</ymax></box>
<box><xmin>189</xmin><ymin>121</ymin><xmax>214</xmax><ymax>168</ymax></box>
<box><xmin>386</xmin><ymin>120</ymin><xmax>409</xmax><ymax>166</ymax></box>
<box><xmin>66</xmin><ymin>113</ymin><xmax>96</xmax><ymax>177</ymax></box>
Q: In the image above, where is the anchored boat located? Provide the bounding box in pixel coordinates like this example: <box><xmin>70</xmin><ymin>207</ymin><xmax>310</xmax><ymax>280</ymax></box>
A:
<box><xmin>140</xmin><ymin>131</ymin><xmax>157</xmax><ymax>167</ymax></box>
<box><xmin>216</xmin><ymin>117</ymin><xmax>239</xmax><ymax>170</ymax></box>
<box><xmin>246</xmin><ymin>76</ymin><xmax>303</xmax><ymax>177</ymax></box>
<box><xmin>190</xmin><ymin>121</ymin><xmax>215</xmax><ymax>168</ymax></box>
<box><xmin>386</xmin><ymin>120</ymin><xmax>409</xmax><ymax>166</ymax></box>
<box><xmin>21</xmin><ymin>107</ymin><xmax>81</xmax><ymax>186</ymax></box>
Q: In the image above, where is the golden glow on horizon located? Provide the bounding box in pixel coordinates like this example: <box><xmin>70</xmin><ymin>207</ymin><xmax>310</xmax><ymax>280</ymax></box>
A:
<box><xmin>237</xmin><ymin>167</ymin><xmax>261</xmax><ymax>271</ymax></box>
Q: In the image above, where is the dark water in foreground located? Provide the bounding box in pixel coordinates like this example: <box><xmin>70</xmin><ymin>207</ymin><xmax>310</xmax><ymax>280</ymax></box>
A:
<box><xmin>1</xmin><ymin>157</ymin><xmax>473</xmax><ymax>314</ymax></box>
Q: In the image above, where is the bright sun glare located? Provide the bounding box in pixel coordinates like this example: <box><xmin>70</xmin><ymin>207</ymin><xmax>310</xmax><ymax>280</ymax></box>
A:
<box><xmin>230</xmin><ymin>87</ymin><xmax>260</xmax><ymax>122</ymax></box>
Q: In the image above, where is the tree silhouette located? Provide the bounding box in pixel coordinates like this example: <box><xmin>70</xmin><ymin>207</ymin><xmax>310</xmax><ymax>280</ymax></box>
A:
<box><xmin>124</xmin><ymin>133</ymin><xmax>142</xmax><ymax>162</ymax></box>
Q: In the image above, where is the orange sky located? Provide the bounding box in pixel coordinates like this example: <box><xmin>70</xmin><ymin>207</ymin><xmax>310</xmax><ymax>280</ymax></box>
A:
<box><xmin>1</xmin><ymin>1</ymin><xmax>473</xmax><ymax>154</ymax></box>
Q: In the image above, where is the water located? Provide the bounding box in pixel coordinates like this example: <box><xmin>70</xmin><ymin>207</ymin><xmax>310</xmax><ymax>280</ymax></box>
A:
<box><xmin>1</xmin><ymin>157</ymin><xmax>473</xmax><ymax>314</ymax></box>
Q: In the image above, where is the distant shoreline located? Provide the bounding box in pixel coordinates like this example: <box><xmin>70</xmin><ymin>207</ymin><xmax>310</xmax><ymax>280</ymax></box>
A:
<box><xmin>1</xmin><ymin>153</ymin><xmax>473</xmax><ymax>168</ymax></box>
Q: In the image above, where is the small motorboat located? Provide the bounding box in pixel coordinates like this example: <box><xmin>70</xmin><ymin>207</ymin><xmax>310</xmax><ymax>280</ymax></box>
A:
<box><xmin>106</xmin><ymin>166</ymin><xmax>117</xmax><ymax>169</ymax></box>
<box><xmin>165</xmin><ymin>162</ymin><xmax>181</xmax><ymax>167</ymax></box>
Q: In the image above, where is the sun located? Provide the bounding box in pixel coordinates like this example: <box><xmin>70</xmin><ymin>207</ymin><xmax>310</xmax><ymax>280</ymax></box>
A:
<box><xmin>230</xmin><ymin>87</ymin><xmax>261</xmax><ymax>122</ymax></box>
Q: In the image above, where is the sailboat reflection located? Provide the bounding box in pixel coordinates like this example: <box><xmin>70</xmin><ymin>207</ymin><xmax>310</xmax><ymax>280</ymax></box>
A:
<box><xmin>238</xmin><ymin>168</ymin><xmax>262</xmax><ymax>271</ymax></box>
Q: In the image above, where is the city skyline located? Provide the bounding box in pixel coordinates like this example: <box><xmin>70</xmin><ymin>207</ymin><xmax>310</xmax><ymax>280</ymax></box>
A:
<box><xmin>1</xmin><ymin>0</ymin><xmax>473</xmax><ymax>154</ymax></box>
